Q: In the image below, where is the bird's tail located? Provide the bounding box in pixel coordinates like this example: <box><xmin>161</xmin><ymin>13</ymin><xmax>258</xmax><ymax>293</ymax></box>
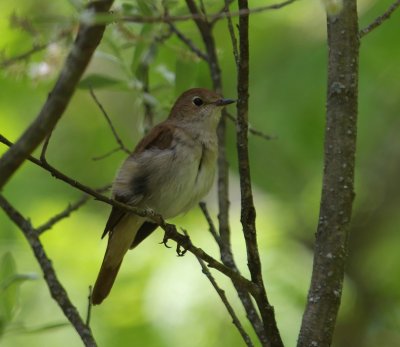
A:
<box><xmin>92</xmin><ymin>215</ymin><xmax>144</xmax><ymax>305</ymax></box>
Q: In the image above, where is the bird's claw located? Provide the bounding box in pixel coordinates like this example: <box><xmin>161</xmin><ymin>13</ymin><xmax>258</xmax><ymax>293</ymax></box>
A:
<box><xmin>176</xmin><ymin>229</ymin><xmax>191</xmax><ymax>257</ymax></box>
<box><xmin>160</xmin><ymin>235</ymin><xmax>172</xmax><ymax>248</ymax></box>
<box><xmin>160</xmin><ymin>225</ymin><xmax>192</xmax><ymax>256</ymax></box>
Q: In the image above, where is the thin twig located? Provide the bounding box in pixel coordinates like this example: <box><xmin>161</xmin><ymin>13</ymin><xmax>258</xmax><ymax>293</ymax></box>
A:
<box><xmin>0</xmin><ymin>195</ymin><xmax>97</xmax><ymax>347</ymax></box>
<box><xmin>37</xmin><ymin>186</ymin><xmax>110</xmax><ymax>234</ymax></box>
<box><xmin>89</xmin><ymin>87</ymin><xmax>130</xmax><ymax>155</ymax></box>
<box><xmin>86</xmin><ymin>286</ymin><xmax>93</xmax><ymax>326</ymax></box>
<box><xmin>185</xmin><ymin>0</ymin><xmax>268</xmax><ymax>344</ymax></box>
<box><xmin>163</xmin><ymin>226</ymin><xmax>257</xmax><ymax>294</ymax></box>
<box><xmin>92</xmin><ymin>147</ymin><xmax>122</xmax><ymax>161</ymax></box>
<box><xmin>195</xmin><ymin>256</ymin><xmax>254</xmax><ymax>347</ymax></box>
<box><xmin>0</xmin><ymin>0</ymin><xmax>115</xmax><ymax>189</ymax></box>
<box><xmin>210</xmin><ymin>0</ymin><xmax>235</xmax><ymax>26</ymax></box>
<box><xmin>359</xmin><ymin>0</ymin><xmax>400</xmax><ymax>37</ymax></box>
<box><xmin>226</xmin><ymin>113</ymin><xmax>276</xmax><ymax>141</ymax></box>
<box><xmin>122</xmin><ymin>0</ymin><xmax>298</xmax><ymax>24</ymax></box>
<box><xmin>224</xmin><ymin>0</ymin><xmax>240</xmax><ymax>66</ymax></box>
<box><xmin>235</xmin><ymin>0</ymin><xmax>283</xmax><ymax>345</ymax></box>
<box><xmin>168</xmin><ymin>23</ymin><xmax>208</xmax><ymax>61</ymax></box>
<box><xmin>199</xmin><ymin>202</ymin><xmax>220</xmax><ymax>246</ymax></box>
<box><xmin>0</xmin><ymin>30</ymin><xmax>70</xmax><ymax>69</ymax></box>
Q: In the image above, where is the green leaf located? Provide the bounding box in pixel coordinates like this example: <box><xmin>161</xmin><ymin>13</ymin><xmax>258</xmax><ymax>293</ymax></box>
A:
<box><xmin>137</xmin><ymin>0</ymin><xmax>154</xmax><ymax>17</ymax></box>
<box><xmin>78</xmin><ymin>74</ymin><xmax>128</xmax><ymax>90</ymax></box>
<box><xmin>130</xmin><ymin>24</ymin><xmax>153</xmax><ymax>75</ymax></box>
<box><xmin>121</xmin><ymin>2</ymin><xmax>135</xmax><ymax>14</ymax></box>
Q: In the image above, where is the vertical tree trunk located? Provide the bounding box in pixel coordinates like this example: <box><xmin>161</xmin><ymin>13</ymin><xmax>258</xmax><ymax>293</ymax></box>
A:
<box><xmin>298</xmin><ymin>1</ymin><xmax>359</xmax><ymax>346</ymax></box>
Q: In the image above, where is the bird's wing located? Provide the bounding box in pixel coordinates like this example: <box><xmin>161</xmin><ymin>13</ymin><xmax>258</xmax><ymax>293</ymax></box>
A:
<box><xmin>102</xmin><ymin>123</ymin><xmax>175</xmax><ymax>239</ymax></box>
<box><xmin>101</xmin><ymin>196</ymin><xmax>127</xmax><ymax>239</ymax></box>
<box><xmin>133</xmin><ymin>122</ymin><xmax>175</xmax><ymax>154</ymax></box>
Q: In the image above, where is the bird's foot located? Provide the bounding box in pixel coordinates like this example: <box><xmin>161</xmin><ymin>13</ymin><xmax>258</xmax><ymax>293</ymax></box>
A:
<box><xmin>160</xmin><ymin>224</ymin><xmax>192</xmax><ymax>257</ymax></box>
<box><xmin>176</xmin><ymin>229</ymin><xmax>191</xmax><ymax>257</ymax></box>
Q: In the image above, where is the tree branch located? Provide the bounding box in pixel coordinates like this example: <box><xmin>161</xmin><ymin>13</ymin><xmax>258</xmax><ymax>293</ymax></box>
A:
<box><xmin>37</xmin><ymin>186</ymin><xmax>110</xmax><ymax>234</ymax></box>
<box><xmin>122</xmin><ymin>0</ymin><xmax>298</xmax><ymax>24</ymax></box>
<box><xmin>359</xmin><ymin>0</ymin><xmax>400</xmax><ymax>37</ymax></box>
<box><xmin>199</xmin><ymin>202</ymin><xmax>221</xmax><ymax>246</ymax></box>
<box><xmin>184</xmin><ymin>1</ymin><xmax>268</xmax><ymax>344</ymax></box>
<box><xmin>89</xmin><ymin>87</ymin><xmax>131</xmax><ymax>156</ymax></box>
<box><xmin>0</xmin><ymin>0</ymin><xmax>115</xmax><ymax>190</ymax></box>
<box><xmin>226</xmin><ymin>113</ymin><xmax>276</xmax><ymax>141</ymax></box>
<box><xmin>297</xmin><ymin>1</ymin><xmax>360</xmax><ymax>345</ymax></box>
<box><xmin>195</xmin><ymin>256</ymin><xmax>254</xmax><ymax>347</ymax></box>
<box><xmin>235</xmin><ymin>1</ymin><xmax>283</xmax><ymax>346</ymax></box>
<box><xmin>0</xmin><ymin>30</ymin><xmax>70</xmax><ymax>69</ymax></box>
<box><xmin>0</xmin><ymin>194</ymin><xmax>97</xmax><ymax>347</ymax></box>
<box><xmin>168</xmin><ymin>22</ymin><xmax>208</xmax><ymax>61</ymax></box>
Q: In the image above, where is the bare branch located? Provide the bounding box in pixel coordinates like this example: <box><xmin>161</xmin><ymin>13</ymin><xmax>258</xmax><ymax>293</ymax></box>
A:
<box><xmin>210</xmin><ymin>1</ymin><xmax>235</xmax><ymax>26</ymax></box>
<box><xmin>37</xmin><ymin>186</ymin><xmax>110</xmax><ymax>234</ymax></box>
<box><xmin>163</xmin><ymin>225</ymin><xmax>257</xmax><ymax>294</ymax></box>
<box><xmin>199</xmin><ymin>202</ymin><xmax>220</xmax><ymax>246</ymax></box>
<box><xmin>0</xmin><ymin>195</ymin><xmax>97</xmax><ymax>347</ymax></box>
<box><xmin>226</xmin><ymin>113</ymin><xmax>276</xmax><ymax>141</ymax></box>
<box><xmin>168</xmin><ymin>23</ymin><xmax>208</xmax><ymax>61</ymax></box>
<box><xmin>122</xmin><ymin>0</ymin><xmax>299</xmax><ymax>24</ymax></box>
<box><xmin>359</xmin><ymin>0</ymin><xmax>400</xmax><ymax>37</ymax></box>
<box><xmin>224</xmin><ymin>0</ymin><xmax>239</xmax><ymax>67</ymax></box>
<box><xmin>298</xmin><ymin>1</ymin><xmax>360</xmax><ymax>346</ymax></box>
<box><xmin>86</xmin><ymin>286</ymin><xmax>93</xmax><ymax>326</ymax></box>
<box><xmin>184</xmin><ymin>1</ymin><xmax>268</xmax><ymax>343</ymax></box>
<box><xmin>235</xmin><ymin>1</ymin><xmax>282</xmax><ymax>345</ymax></box>
<box><xmin>89</xmin><ymin>87</ymin><xmax>131</xmax><ymax>155</ymax></box>
<box><xmin>0</xmin><ymin>0</ymin><xmax>115</xmax><ymax>190</ymax></box>
<box><xmin>0</xmin><ymin>30</ymin><xmax>70</xmax><ymax>69</ymax></box>
<box><xmin>195</xmin><ymin>256</ymin><xmax>254</xmax><ymax>347</ymax></box>
<box><xmin>92</xmin><ymin>147</ymin><xmax>122</xmax><ymax>161</ymax></box>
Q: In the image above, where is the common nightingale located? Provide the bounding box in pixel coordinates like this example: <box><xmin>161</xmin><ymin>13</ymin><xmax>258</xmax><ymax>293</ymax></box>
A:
<box><xmin>92</xmin><ymin>88</ymin><xmax>235</xmax><ymax>305</ymax></box>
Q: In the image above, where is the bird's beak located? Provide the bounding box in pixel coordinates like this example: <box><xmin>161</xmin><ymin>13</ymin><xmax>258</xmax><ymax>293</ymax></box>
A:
<box><xmin>215</xmin><ymin>98</ymin><xmax>236</xmax><ymax>107</ymax></box>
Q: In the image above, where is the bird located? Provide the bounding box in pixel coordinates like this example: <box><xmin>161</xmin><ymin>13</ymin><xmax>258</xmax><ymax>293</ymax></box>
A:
<box><xmin>92</xmin><ymin>88</ymin><xmax>235</xmax><ymax>305</ymax></box>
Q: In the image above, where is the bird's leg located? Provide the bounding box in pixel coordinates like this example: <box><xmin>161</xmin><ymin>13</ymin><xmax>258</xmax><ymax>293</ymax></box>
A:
<box><xmin>176</xmin><ymin>228</ymin><xmax>192</xmax><ymax>257</ymax></box>
<box><xmin>160</xmin><ymin>224</ymin><xmax>192</xmax><ymax>257</ymax></box>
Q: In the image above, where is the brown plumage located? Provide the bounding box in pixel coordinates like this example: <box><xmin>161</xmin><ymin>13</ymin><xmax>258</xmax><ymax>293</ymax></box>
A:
<box><xmin>91</xmin><ymin>88</ymin><xmax>235</xmax><ymax>305</ymax></box>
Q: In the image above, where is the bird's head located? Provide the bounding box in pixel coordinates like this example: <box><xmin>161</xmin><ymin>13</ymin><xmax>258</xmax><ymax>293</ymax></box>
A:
<box><xmin>168</xmin><ymin>88</ymin><xmax>235</xmax><ymax>129</ymax></box>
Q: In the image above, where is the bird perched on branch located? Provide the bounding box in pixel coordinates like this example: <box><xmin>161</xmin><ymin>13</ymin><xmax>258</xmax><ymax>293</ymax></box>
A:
<box><xmin>92</xmin><ymin>88</ymin><xmax>235</xmax><ymax>305</ymax></box>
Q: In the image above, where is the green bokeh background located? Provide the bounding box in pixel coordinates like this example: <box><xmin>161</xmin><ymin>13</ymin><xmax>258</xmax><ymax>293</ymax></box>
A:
<box><xmin>1</xmin><ymin>0</ymin><xmax>399</xmax><ymax>346</ymax></box>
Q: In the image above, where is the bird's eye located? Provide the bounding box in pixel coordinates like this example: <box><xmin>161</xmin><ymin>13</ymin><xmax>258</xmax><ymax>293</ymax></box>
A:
<box><xmin>192</xmin><ymin>97</ymin><xmax>203</xmax><ymax>106</ymax></box>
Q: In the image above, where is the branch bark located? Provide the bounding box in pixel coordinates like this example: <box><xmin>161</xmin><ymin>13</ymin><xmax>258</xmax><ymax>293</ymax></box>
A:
<box><xmin>0</xmin><ymin>0</ymin><xmax>115</xmax><ymax>189</ymax></box>
<box><xmin>0</xmin><ymin>195</ymin><xmax>97</xmax><ymax>347</ymax></box>
<box><xmin>359</xmin><ymin>0</ymin><xmax>400</xmax><ymax>37</ymax></box>
<box><xmin>236</xmin><ymin>1</ymin><xmax>283</xmax><ymax>346</ymax></box>
<box><xmin>298</xmin><ymin>2</ymin><xmax>360</xmax><ymax>346</ymax></box>
<box><xmin>184</xmin><ymin>1</ymin><xmax>268</xmax><ymax>345</ymax></box>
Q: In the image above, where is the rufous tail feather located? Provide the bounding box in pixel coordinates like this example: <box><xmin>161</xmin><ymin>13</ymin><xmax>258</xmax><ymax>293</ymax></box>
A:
<box><xmin>92</xmin><ymin>215</ymin><xmax>143</xmax><ymax>305</ymax></box>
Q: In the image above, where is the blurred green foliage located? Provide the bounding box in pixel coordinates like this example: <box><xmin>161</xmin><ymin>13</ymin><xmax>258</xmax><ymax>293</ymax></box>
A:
<box><xmin>1</xmin><ymin>0</ymin><xmax>399</xmax><ymax>346</ymax></box>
